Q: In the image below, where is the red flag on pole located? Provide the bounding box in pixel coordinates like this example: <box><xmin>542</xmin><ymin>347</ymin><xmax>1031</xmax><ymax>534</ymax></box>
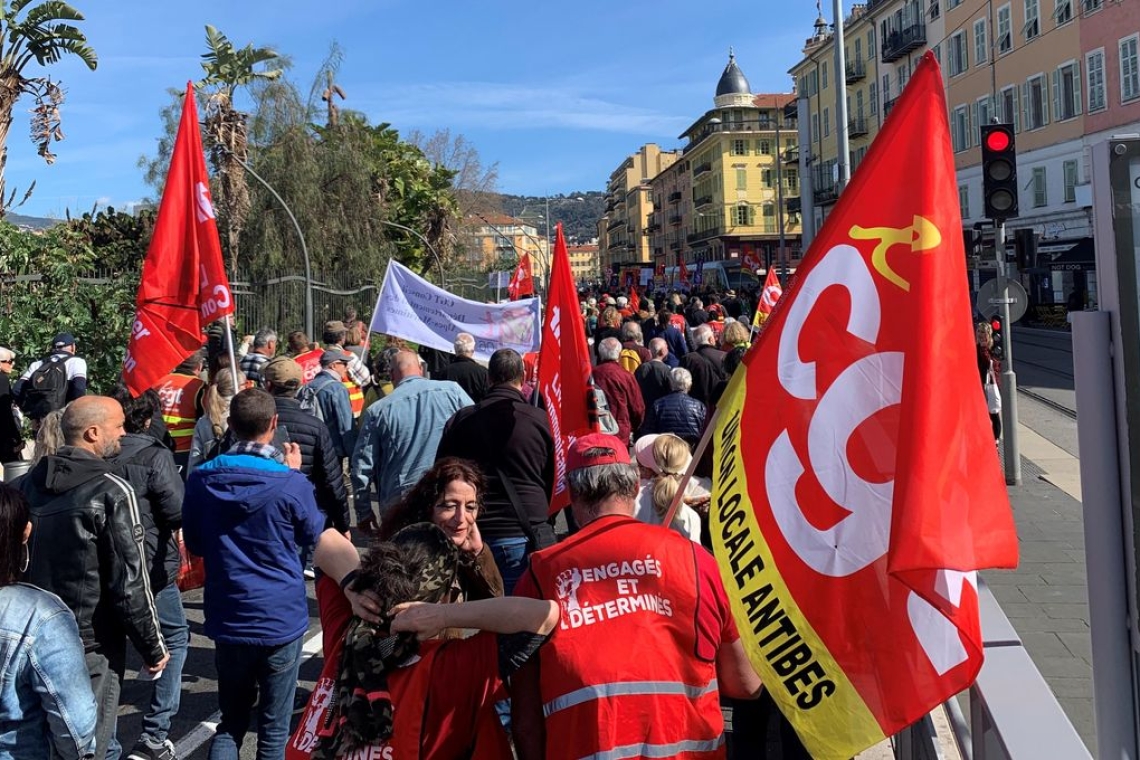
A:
<box><xmin>508</xmin><ymin>253</ymin><xmax>534</xmax><ymax>301</ymax></box>
<box><xmin>123</xmin><ymin>83</ymin><xmax>234</xmax><ymax>396</ymax></box>
<box><xmin>628</xmin><ymin>286</ymin><xmax>640</xmax><ymax>314</ymax></box>
<box><xmin>710</xmin><ymin>53</ymin><xmax>1017</xmax><ymax>759</ymax></box>
<box><xmin>753</xmin><ymin>267</ymin><xmax>784</xmax><ymax>328</ymax></box>
<box><xmin>678</xmin><ymin>255</ymin><xmax>690</xmax><ymax>285</ymax></box>
<box><xmin>537</xmin><ymin>224</ymin><xmax>593</xmax><ymax>515</ymax></box>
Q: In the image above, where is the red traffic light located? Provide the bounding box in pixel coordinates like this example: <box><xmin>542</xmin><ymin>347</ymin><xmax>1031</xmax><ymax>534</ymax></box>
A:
<box><xmin>991</xmin><ymin>318</ymin><xmax>1001</xmax><ymax>332</ymax></box>
<box><xmin>985</xmin><ymin>129</ymin><xmax>1011</xmax><ymax>152</ymax></box>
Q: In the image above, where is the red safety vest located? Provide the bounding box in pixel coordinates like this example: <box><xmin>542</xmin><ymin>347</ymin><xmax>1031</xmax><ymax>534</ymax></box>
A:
<box><xmin>294</xmin><ymin>350</ymin><xmax>323</xmax><ymax>384</ymax></box>
<box><xmin>342</xmin><ymin>378</ymin><xmax>365</xmax><ymax>418</ymax></box>
<box><xmin>525</xmin><ymin>516</ymin><xmax>726</xmax><ymax>759</ymax></box>
<box><xmin>153</xmin><ymin>373</ymin><xmax>203</xmax><ymax>453</ymax></box>
<box><xmin>670</xmin><ymin>313</ymin><xmax>688</xmax><ymax>333</ymax></box>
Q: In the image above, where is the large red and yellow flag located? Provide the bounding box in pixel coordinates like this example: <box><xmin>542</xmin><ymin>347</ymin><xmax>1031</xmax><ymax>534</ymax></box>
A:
<box><xmin>711</xmin><ymin>52</ymin><xmax>1018</xmax><ymax>759</ymax></box>
<box><xmin>123</xmin><ymin>83</ymin><xmax>234</xmax><ymax>395</ymax></box>
<box><xmin>538</xmin><ymin>224</ymin><xmax>593</xmax><ymax>514</ymax></box>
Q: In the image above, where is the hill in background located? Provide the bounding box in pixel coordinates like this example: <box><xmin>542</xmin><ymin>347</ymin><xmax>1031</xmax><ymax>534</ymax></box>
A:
<box><xmin>5</xmin><ymin>212</ymin><xmax>58</xmax><ymax>230</ymax></box>
<box><xmin>494</xmin><ymin>191</ymin><xmax>606</xmax><ymax>245</ymax></box>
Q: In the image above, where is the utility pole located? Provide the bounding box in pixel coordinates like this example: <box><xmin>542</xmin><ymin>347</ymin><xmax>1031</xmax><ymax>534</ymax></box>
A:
<box><xmin>995</xmin><ymin>222</ymin><xmax>1022</xmax><ymax>485</ymax></box>
<box><xmin>834</xmin><ymin>0</ymin><xmax>851</xmax><ymax>190</ymax></box>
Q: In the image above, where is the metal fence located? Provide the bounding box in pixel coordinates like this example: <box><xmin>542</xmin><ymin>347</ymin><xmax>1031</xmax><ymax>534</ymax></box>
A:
<box><xmin>230</xmin><ymin>271</ymin><xmax>380</xmax><ymax>336</ymax></box>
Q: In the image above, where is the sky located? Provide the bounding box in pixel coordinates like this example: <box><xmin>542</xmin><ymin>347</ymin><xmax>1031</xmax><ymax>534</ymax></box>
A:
<box><xmin>4</xmin><ymin>1</ymin><xmax>813</xmax><ymax>218</ymax></box>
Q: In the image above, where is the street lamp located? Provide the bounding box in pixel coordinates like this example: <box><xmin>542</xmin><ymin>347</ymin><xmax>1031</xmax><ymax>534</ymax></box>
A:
<box><xmin>377</xmin><ymin>219</ymin><xmax>446</xmax><ymax>288</ymax></box>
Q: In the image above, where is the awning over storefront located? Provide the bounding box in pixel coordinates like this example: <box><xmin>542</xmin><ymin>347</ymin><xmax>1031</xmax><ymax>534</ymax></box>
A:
<box><xmin>1046</xmin><ymin>237</ymin><xmax>1095</xmax><ymax>271</ymax></box>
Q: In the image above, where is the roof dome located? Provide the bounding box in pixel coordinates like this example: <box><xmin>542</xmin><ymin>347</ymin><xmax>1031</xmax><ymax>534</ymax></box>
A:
<box><xmin>715</xmin><ymin>50</ymin><xmax>751</xmax><ymax>97</ymax></box>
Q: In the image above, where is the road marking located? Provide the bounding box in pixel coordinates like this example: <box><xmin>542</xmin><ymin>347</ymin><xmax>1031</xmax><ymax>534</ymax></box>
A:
<box><xmin>173</xmin><ymin>629</ymin><xmax>325</xmax><ymax>758</ymax></box>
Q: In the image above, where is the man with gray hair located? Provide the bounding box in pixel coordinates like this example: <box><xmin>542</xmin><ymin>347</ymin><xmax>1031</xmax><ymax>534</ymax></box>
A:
<box><xmin>443</xmin><ymin>332</ymin><xmax>489</xmax><ymax>403</ymax></box>
<box><xmin>645</xmin><ymin>366</ymin><xmax>708</xmax><ymax>446</ymax></box>
<box><xmin>591</xmin><ymin>336</ymin><xmax>644</xmax><ymax>445</ymax></box>
<box><xmin>680</xmin><ymin>324</ymin><xmax>727</xmax><ymax>407</ymax></box>
<box><xmin>511</xmin><ymin>432</ymin><xmax>761</xmax><ymax>760</ymax></box>
<box><xmin>239</xmin><ymin>327</ymin><xmax>278</xmax><ymax>386</ymax></box>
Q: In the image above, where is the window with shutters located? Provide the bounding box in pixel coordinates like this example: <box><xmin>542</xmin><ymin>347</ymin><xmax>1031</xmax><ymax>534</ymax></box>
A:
<box><xmin>1063</xmin><ymin>160</ymin><xmax>1078</xmax><ymax>203</ymax></box>
<box><xmin>882</xmin><ymin>73</ymin><xmax>891</xmax><ymax>102</ymax></box>
<box><xmin>734</xmin><ymin>204</ymin><xmax>752</xmax><ymax>226</ymax></box>
<box><xmin>1026</xmin><ymin>74</ymin><xmax>1048</xmax><ymax>129</ymax></box>
<box><xmin>870</xmin><ymin>82</ymin><xmax>879</xmax><ymax>115</ymax></box>
<box><xmin>763</xmin><ymin>203</ymin><xmax>776</xmax><ymax>218</ymax></box>
<box><xmin>948</xmin><ymin>0</ymin><xmax>961</xmax><ymax>8</ymax></box>
<box><xmin>868</xmin><ymin>29</ymin><xmax>875</xmax><ymax>58</ymax></box>
<box><xmin>951</xmin><ymin>105</ymin><xmax>970</xmax><ymax>152</ymax></box>
<box><xmin>998</xmin><ymin>5</ymin><xmax>1013</xmax><ymax>53</ymax></box>
<box><xmin>1083</xmin><ymin>0</ymin><xmax>1101</xmax><ymax>12</ymax></box>
<box><xmin>758</xmin><ymin>140</ymin><xmax>771</xmax><ymax>155</ymax></box>
<box><xmin>1087</xmin><ymin>49</ymin><xmax>1106</xmax><ymax>112</ymax></box>
<box><xmin>933</xmin><ymin>43</ymin><xmax>942</xmax><ymax>65</ymax></box>
<box><xmin>1054</xmin><ymin>61</ymin><xmax>1081</xmax><ymax>121</ymax></box>
<box><xmin>975</xmin><ymin>19</ymin><xmax>988</xmax><ymax>64</ymax></box>
<box><xmin>1033</xmin><ymin>167</ymin><xmax>1048</xmax><ymax>207</ymax></box>
<box><xmin>855</xmin><ymin>38</ymin><xmax>863</xmax><ymax>63</ymax></box>
<box><xmin>731</xmin><ymin>139</ymin><xmax>748</xmax><ymax>156</ymax></box>
<box><xmin>1121</xmin><ymin>35</ymin><xmax>1140</xmax><ymax>102</ymax></box>
<box><xmin>761</xmin><ymin>168</ymin><xmax>773</xmax><ymax>186</ymax></box>
<box><xmin>855</xmin><ymin>90</ymin><xmax>865</xmax><ymax>121</ymax></box>
<box><xmin>958</xmin><ymin>185</ymin><xmax>970</xmax><ymax>218</ymax></box>
<box><xmin>736</xmin><ymin>169</ymin><xmax>748</xmax><ymax>190</ymax></box>
<box><xmin>824</xmin><ymin>108</ymin><xmax>830</xmax><ymax>137</ymax></box>
<box><xmin>811</xmin><ymin>113</ymin><xmax>819</xmax><ymax>143</ymax></box>
<box><xmin>786</xmin><ymin>169</ymin><xmax>799</xmax><ymax>193</ymax></box>
<box><xmin>1055</xmin><ymin>0</ymin><xmax>1073</xmax><ymax>24</ymax></box>
<box><xmin>822</xmin><ymin>62</ymin><xmax>828</xmax><ymax>89</ymax></box>
<box><xmin>949</xmin><ymin>31</ymin><xmax>968</xmax><ymax>76</ymax></box>
<box><xmin>1024</xmin><ymin>0</ymin><xmax>1040</xmax><ymax>39</ymax></box>
<box><xmin>1000</xmin><ymin>85</ymin><xmax>1020</xmax><ymax>132</ymax></box>
<box><xmin>975</xmin><ymin>96</ymin><xmax>993</xmax><ymax>140</ymax></box>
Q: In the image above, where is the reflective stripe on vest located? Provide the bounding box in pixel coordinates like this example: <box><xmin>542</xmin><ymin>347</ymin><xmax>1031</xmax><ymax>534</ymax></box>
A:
<box><xmin>582</xmin><ymin>736</ymin><xmax>726</xmax><ymax>760</ymax></box>
<box><xmin>154</xmin><ymin>373</ymin><xmax>203</xmax><ymax>453</ymax></box>
<box><xmin>543</xmin><ymin>679</ymin><xmax>719</xmax><ymax>718</ymax></box>
<box><xmin>342</xmin><ymin>379</ymin><xmax>364</xmax><ymax>417</ymax></box>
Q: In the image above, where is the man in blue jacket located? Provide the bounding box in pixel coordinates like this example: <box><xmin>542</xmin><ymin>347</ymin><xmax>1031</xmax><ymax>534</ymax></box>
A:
<box><xmin>183</xmin><ymin>388</ymin><xmax>325</xmax><ymax>760</ymax></box>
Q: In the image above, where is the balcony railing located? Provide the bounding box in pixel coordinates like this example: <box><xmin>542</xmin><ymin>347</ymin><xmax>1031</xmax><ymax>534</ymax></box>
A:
<box><xmin>669</xmin><ymin>214</ymin><xmax>683</xmax><ymax>225</ymax></box>
<box><xmin>607</xmin><ymin>218</ymin><xmax>624</xmax><ymax>231</ymax></box>
<box><xmin>883</xmin><ymin>95</ymin><xmax>900</xmax><ymax>116</ymax></box>
<box><xmin>813</xmin><ymin>169</ymin><xmax>839</xmax><ymax>205</ymax></box>
<box><xmin>694</xmin><ymin>194</ymin><xmax>714</xmax><ymax>207</ymax></box>
<box><xmin>782</xmin><ymin>147</ymin><xmax>800</xmax><ymax>165</ymax></box>
<box><xmin>845</xmin><ymin>60</ymin><xmax>866</xmax><ymax>84</ymax></box>
<box><xmin>683</xmin><ymin>118</ymin><xmax>795</xmax><ymax>154</ymax></box>
<box><xmin>668</xmin><ymin>191</ymin><xmax>682</xmax><ymax>203</ymax></box>
<box><xmin>882</xmin><ymin>23</ymin><xmax>926</xmax><ymax>62</ymax></box>
<box><xmin>848</xmin><ymin>117</ymin><xmax>869</xmax><ymax>137</ymax></box>
<box><xmin>687</xmin><ymin>227</ymin><xmax>721</xmax><ymax>243</ymax></box>
<box><xmin>694</xmin><ymin>162</ymin><xmax>712</xmax><ymax>177</ymax></box>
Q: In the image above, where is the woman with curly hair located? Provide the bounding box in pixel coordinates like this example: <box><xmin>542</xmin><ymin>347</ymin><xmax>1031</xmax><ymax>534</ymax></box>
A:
<box><xmin>378</xmin><ymin>457</ymin><xmax>503</xmax><ymax>601</ymax></box>
<box><xmin>304</xmin><ymin>523</ymin><xmax>557</xmax><ymax>760</ymax></box>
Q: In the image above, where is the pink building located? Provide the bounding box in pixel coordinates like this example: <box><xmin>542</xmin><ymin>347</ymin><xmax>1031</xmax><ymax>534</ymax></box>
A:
<box><xmin>1082</xmin><ymin>0</ymin><xmax>1140</xmax><ymax>138</ymax></box>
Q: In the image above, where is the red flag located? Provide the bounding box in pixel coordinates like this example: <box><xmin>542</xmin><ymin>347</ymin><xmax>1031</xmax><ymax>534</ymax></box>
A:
<box><xmin>628</xmin><ymin>286</ymin><xmax>640</xmax><ymax>314</ymax></box>
<box><xmin>508</xmin><ymin>253</ymin><xmax>534</xmax><ymax>300</ymax></box>
<box><xmin>710</xmin><ymin>53</ymin><xmax>1017</xmax><ymax>759</ymax></box>
<box><xmin>123</xmin><ymin>83</ymin><xmax>234</xmax><ymax>396</ymax></box>
<box><xmin>678</xmin><ymin>256</ymin><xmax>690</xmax><ymax>285</ymax></box>
<box><xmin>756</xmin><ymin>267</ymin><xmax>783</xmax><ymax>319</ymax></box>
<box><xmin>537</xmin><ymin>225</ymin><xmax>593</xmax><ymax>515</ymax></box>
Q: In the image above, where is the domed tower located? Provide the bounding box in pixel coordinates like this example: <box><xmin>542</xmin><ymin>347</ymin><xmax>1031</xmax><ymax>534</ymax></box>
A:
<box><xmin>713</xmin><ymin>48</ymin><xmax>753</xmax><ymax>108</ymax></box>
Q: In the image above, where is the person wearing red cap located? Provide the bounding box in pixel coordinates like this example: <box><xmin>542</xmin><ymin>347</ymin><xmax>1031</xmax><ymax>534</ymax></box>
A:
<box><xmin>512</xmin><ymin>433</ymin><xmax>762</xmax><ymax>760</ymax></box>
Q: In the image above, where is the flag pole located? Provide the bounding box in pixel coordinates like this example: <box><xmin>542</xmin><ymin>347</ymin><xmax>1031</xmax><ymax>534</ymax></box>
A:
<box><xmin>661</xmin><ymin>405</ymin><xmax>722</xmax><ymax>530</ymax></box>
<box><xmin>224</xmin><ymin>315</ymin><xmax>240</xmax><ymax>392</ymax></box>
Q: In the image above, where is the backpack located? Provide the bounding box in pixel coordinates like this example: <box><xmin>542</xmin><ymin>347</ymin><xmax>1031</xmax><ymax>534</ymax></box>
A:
<box><xmin>586</xmin><ymin>383</ymin><xmax>621</xmax><ymax>437</ymax></box>
<box><xmin>21</xmin><ymin>355</ymin><xmax>70</xmax><ymax>420</ymax></box>
<box><xmin>618</xmin><ymin>347</ymin><xmax>643</xmax><ymax>374</ymax></box>
<box><xmin>296</xmin><ymin>376</ymin><xmax>330</xmax><ymax>422</ymax></box>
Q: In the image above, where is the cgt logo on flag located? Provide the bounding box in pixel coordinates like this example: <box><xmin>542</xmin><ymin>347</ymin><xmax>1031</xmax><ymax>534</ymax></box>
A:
<box><xmin>710</xmin><ymin>51</ymin><xmax>1017</xmax><ymax>760</ymax></box>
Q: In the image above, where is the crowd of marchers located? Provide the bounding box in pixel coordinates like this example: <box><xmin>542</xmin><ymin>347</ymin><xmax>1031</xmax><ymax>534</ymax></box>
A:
<box><xmin>0</xmin><ymin>285</ymin><xmax>867</xmax><ymax>760</ymax></box>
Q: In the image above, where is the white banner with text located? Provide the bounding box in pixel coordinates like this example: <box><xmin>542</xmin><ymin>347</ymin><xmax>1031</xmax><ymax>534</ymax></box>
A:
<box><xmin>369</xmin><ymin>261</ymin><xmax>541</xmax><ymax>361</ymax></box>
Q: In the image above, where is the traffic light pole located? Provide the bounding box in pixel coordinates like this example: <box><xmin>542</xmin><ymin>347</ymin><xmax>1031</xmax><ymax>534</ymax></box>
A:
<box><xmin>995</xmin><ymin>221</ymin><xmax>1022</xmax><ymax>485</ymax></box>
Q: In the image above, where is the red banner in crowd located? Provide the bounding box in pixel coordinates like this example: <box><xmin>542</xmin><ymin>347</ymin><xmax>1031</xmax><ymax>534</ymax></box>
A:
<box><xmin>537</xmin><ymin>224</ymin><xmax>594</xmax><ymax>515</ymax></box>
<box><xmin>710</xmin><ymin>53</ymin><xmax>1018</xmax><ymax>759</ymax></box>
<box><xmin>123</xmin><ymin>83</ymin><xmax>234</xmax><ymax>395</ymax></box>
<box><xmin>678</xmin><ymin>255</ymin><xmax>689</xmax><ymax>285</ymax></box>
<box><xmin>508</xmin><ymin>253</ymin><xmax>534</xmax><ymax>300</ymax></box>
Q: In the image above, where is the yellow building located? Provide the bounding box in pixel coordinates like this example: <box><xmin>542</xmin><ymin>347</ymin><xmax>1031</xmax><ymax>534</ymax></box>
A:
<box><xmin>459</xmin><ymin>213</ymin><xmax>549</xmax><ymax>283</ymax></box>
<box><xmin>789</xmin><ymin>1</ymin><xmax>935</xmax><ymax>237</ymax></box>
<box><xmin>648</xmin><ymin>52</ymin><xmax>803</xmax><ymax>272</ymax></box>
<box><xmin>568</xmin><ymin>244</ymin><xmax>600</xmax><ymax>282</ymax></box>
<box><xmin>598</xmin><ymin>144</ymin><xmax>679</xmax><ymax>273</ymax></box>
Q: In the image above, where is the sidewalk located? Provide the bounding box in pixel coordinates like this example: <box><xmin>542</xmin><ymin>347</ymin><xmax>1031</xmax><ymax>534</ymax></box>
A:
<box><xmin>984</xmin><ymin>422</ymin><xmax>1095</xmax><ymax>754</ymax></box>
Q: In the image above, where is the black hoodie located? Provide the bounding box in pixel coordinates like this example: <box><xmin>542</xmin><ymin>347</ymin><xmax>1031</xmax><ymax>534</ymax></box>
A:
<box><xmin>18</xmin><ymin>446</ymin><xmax>167</xmax><ymax>667</ymax></box>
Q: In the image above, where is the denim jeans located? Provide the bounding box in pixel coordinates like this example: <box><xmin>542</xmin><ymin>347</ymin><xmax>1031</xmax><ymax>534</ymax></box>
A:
<box><xmin>140</xmin><ymin>585</ymin><xmax>189</xmax><ymax>744</ymax></box>
<box><xmin>487</xmin><ymin>536</ymin><xmax>530</xmax><ymax>596</ymax></box>
<box><xmin>86</xmin><ymin>651</ymin><xmax>122</xmax><ymax>760</ymax></box>
<box><xmin>208</xmin><ymin>636</ymin><xmax>303</xmax><ymax>760</ymax></box>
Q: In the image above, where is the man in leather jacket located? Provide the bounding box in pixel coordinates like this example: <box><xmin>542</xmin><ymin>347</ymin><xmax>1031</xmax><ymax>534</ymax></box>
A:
<box><xmin>19</xmin><ymin>396</ymin><xmax>169</xmax><ymax>760</ymax></box>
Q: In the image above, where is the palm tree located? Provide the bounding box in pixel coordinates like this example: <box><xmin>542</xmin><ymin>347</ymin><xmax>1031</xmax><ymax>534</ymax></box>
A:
<box><xmin>0</xmin><ymin>0</ymin><xmax>96</xmax><ymax>214</ymax></box>
<box><xmin>198</xmin><ymin>25</ymin><xmax>282</xmax><ymax>275</ymax></box>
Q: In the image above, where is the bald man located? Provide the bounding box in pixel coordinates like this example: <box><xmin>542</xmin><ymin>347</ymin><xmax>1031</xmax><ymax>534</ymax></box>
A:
<box><xmin>350</xmin><ymin>349</ymin><xmax>473</xmax><ymax>533</ymax></box>
<box><xmin>19</xmin><ymin>396</ymin><xmax>168</xmax><ymax>760</ymax></box>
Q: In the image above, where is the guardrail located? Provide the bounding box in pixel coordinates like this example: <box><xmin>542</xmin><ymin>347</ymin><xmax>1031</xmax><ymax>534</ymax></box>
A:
<box><xmin>893</xmin><ymin>580</ymin><xmax>1091</xmax><ymax>759</ymax></box>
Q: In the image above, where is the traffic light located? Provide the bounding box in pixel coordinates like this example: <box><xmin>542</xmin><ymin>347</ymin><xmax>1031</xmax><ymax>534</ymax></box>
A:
<box><xmin>981</xmin><ymin>124</ymin><xmax>1019</xmax><ymax>221</ymax></box>
<box><xmin>963</xmin><ymin>228</ymin><xmax>982</xmax><ymax>258</ymax></box>
<box><xmin>990</xmin><ymin>314</ymin><xmax>1005</xmax><ymax>360</ymax></box>
<box><xmin>1014</xmin><ymin>227</ymin><xmax>1038</xmax><ymax>270</ymax></box>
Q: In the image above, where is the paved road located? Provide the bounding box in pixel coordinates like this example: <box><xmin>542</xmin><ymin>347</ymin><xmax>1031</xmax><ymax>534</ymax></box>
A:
<box><xmin>1010</xmin><ymin>326</ymin><xmax>1075</xmax><ymax>417</ymax></box>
